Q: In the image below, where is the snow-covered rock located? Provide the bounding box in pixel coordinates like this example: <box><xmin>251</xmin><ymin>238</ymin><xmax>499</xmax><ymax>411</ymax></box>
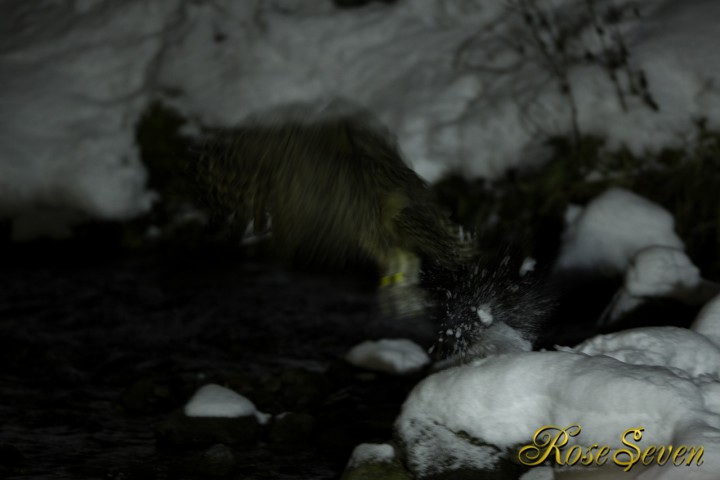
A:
<box><xmin>692</xmin><ymin>294</ymin><xmax>720</xmax><ymax>346</ymax></box>
<box><xmin>555</xmin><ymin>188</ymin><xmax>683</xmax><ymax>274</ymax></box>
<box><xmin>184</xmin><ymin>384</ymin><xmax>270</xmax><ymax>424</ymax></box>
<box><xmin>624</xmin><ymin>247</ymin><xmax>701</xmax><ymax>298</ymax></box>
<box><xmin>559</xmin><ymin>326</ymin><xmax>720</xmax><ymax>378</ymax></box>
<box><xmin>346</xmin><ymin>338</ymin><xmax>430</xmax><ymax>374</ymax></box>
<box><xmin>598</xmin><ymin>246</ymin><xmax>717</xmax><ymax>325</ymax></box>
<box><xmin>346</xmin><ymin>443</ymin><xmax>396</xmax><ymax>469</ymax></box>
<box><xmin>395</xmin><ymin>351</ymin><xmax>720</xmax><ymax>479</ymax></box>
<box><xmin>343</xmin><ymin>442</ymin><xmax>410</xmax><ymax>480</ymax></box>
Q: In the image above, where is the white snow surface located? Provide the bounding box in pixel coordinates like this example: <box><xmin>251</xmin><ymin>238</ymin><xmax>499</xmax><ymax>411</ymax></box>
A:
<box><xmin>158</xmin><ymin>0</ymin><xmax>720</xmax><ymax>181</ymax></box>
<box><xmin>402</xmin><ymin>302</ymin><xmax>720</xmax><ymax>478</ymax></box>
<box><xmin>0</xmin><ymin>1</ymin><xmax>179</xmax><ymax>236</ymax></box>
<box><xmin>559</xmin><ymin>326</ymin><xmax>720</xmax><ymax>378</ymax></box>
<box><xmin>3</xmin><ymin>0</ymin><xmax>720</xmax><ymax>234</ymax></box>
<box><xmin>396</xmin><ymin>351</ymin><xmax>720</xmax><ymax>479</ymax></box>
<box><xmin>555</xmin><ymin>188</ymin><xmax>684</xmax><ymax>273</ymax></box>
<box><xmin>520</xmin><ymin>467</ymin><xmax>555</xmax><ymax>480</ymax></box>
<box><xmin>692</xmin><ymin>294</ymin><xmax>720</xmax><ymax>346</ymax></box>
<box><xmin>346</xmin><ymin>338</ymin><xmax>430</xmax><ymax>375</ymax></box>
<box><xmin>624</xmin><ymin>247</ymin><xmax>701</xmax><ymax>298</ymax></box>
<box><xmin>346</xmin><ymin>443</ymin><xmax>396</xmax><ymax>469</ymax></box>
<box><xmin>184</xmin><ymin>384</ymin><xmax>270</xmax><ymax>424</ymax></box>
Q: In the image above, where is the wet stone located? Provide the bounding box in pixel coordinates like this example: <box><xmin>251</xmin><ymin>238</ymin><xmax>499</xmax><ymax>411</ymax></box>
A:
<box><xmin>185</xmin><ymin>444</ymin><xmax>237</xmax><ymax>477</ymax></box>
<box><xmin>120</xmin><ymin>377</ymin><xmax>176</xmax><ymax>414</ymax></box>
<box><xmin>341</xmin><ymin>461</ymin><xmax>410</xmax><ymax>480</ymax></box>
<box><xmin>155</xmin><ymin>410</ymin><xmax>258</xmax><ymax>447</ymax></box>
<box><xmin>316</xmin><ymin>425</ymin><xmax>361</xmax><ymax>457</ymax></box>
<box><xmin>0</xmin><ymin>444</ymin><xmax>27</xmax><ymax>476</ymax></box>
<box><xmin>257</xmin><ymin>368</ymin><xmax>332</xmax><ymax>412</ymax></box>
<box><xmin>269</xmin><ymin>412</ymin><xmax>316</xmax><ymax>450</ymax></box>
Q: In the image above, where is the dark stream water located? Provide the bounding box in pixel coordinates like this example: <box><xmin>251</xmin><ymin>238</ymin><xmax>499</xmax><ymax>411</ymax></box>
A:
<box><xmin>0</xmin><ymin>247</ymin><xmax>426</xmax><ymax>479</ymax></box>
<box><xmin>1</xmin><ymin>242</ymin><xmax>697</xmax><ymax>480</ymax></box>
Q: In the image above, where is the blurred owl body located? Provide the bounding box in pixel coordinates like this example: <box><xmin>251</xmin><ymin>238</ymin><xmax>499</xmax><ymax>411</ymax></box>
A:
<box><xmin>194</xmin><ymin>107</ymin><xmax>471</xmax><ymax>314</ymax></box>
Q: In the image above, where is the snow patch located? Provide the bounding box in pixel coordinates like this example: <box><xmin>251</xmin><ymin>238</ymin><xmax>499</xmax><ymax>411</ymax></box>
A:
<box><xmin>519</xmin><ymin>257</ymin><xmax>537</xmax><ymax>277</ymax></box>
<box><xmin>346</xmin><ymin>338</ymin><xmax>430</xmax><ymax>374</ymax></box>
<box><xmin>474</xmin><ymin>304</ymin><xmax>494</xmax><ymax>326</ymax></box>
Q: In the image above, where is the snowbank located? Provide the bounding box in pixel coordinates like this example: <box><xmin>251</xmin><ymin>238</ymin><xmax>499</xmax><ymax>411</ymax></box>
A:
<box><xmin>3</xmin><ymin>0</ymin><xmax>720</xmax><ymax>235</ymax></box>
<box><xmin>159</xmin><ymin>0</ymin><xmax>720</xmax><ymax>181</ymax></box>
<box><xmin>0</xmin><ymin>1</ymin><xmax>180</xmax><ymax>237</ymax></box>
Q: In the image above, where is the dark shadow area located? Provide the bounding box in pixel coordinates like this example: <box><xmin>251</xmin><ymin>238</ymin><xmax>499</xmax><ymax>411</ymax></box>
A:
<box><xmin>0</xmin><ymin>241</ymin><xmax>431</xmax><ymax>479</ymax></box>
